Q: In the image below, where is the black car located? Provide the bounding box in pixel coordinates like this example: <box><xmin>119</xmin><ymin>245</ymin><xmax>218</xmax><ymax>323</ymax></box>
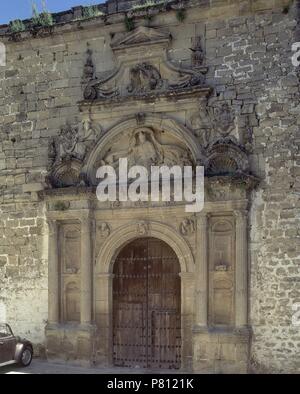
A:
<box><xmin>0</xmin><ymin>323</ymin><xmax>33</xmax><ymax>367</ymax></box>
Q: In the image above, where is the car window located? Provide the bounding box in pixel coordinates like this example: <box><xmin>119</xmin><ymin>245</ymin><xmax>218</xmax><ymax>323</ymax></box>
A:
<box><xmin>0</xmin><ymin>324</ymin><xmax>12</xmax><ymax>338</ymax></box>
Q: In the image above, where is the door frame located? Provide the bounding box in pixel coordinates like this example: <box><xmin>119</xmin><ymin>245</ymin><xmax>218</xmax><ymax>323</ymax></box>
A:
<box><xmin>112</xmin><ymin>237</ymin><xmax>182</xmax><ymax>369</ymax></box>
<box><xmin>95</xmin><ymin>221</ymin><xmax>195</xmax><ymax>369</ymax></box>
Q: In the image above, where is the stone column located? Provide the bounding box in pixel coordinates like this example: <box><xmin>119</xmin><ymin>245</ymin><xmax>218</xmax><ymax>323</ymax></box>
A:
<box><xmin>95</xmin><ymin>273</ymin><xmax>114</xmax><ymax>366</ymax></box>
<box><xmin>195</xmin><ymin>213</ymin><xmax>208</xmax><ymax>327</ymax></box>
<box><xmin>180</xmin><ymin>272</ymin><xmax>196</xmax><ymax>370</ymax></box>
<box><xmin>47</xmin><ymin>220</ymin><xmax>59</xmax><ymax>325</ymax></box>
<box><xmin>80</xmin><ymin>216</ymin><xmax>92</xmax><ymax>325</ymax></box>
<box><xmin>234</xmin><ymin>210</ymin><xmax>248</xmax><ymax>327</ymax></box>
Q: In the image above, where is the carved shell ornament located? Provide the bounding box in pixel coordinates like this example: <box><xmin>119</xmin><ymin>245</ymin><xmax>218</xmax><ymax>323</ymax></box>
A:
<box><xmin>205</xmin><ymin>141</ymin><xmax>249</xmax><ymax>177</ymax></box>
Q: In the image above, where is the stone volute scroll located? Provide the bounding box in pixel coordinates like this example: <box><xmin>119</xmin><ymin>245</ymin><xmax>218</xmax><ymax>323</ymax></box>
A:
<box><xmin>81</xmin><ymin>26</ymin><xmax>211</xmax><ymax>103</ymax></box>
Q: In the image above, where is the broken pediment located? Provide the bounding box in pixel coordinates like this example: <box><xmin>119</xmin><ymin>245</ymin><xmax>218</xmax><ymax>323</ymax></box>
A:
<box><xmin>81</xmin><ymin>26</ymin><xmax>210</xmax><ymax>103</ymax></box>
<box><xmin>82</xmin><ymin>58</ymin><xmax>210</xmax><ymax>102</ymax></box>
<box><xmin>111</xmin><ymin>26</ymin><xmax>171</xmax><ymax>51</ymax></box>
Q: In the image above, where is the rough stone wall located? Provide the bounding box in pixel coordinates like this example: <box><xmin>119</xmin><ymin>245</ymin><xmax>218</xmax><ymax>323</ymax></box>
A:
<box><xmin>0</xmin><ymin>0</ymin><xmax>299</xmax><ymax>370</ymax></box>
<box><xmin>202</xmin><ymin>2</ymin><xmax>300</xmax><ymax>373</ymax></box>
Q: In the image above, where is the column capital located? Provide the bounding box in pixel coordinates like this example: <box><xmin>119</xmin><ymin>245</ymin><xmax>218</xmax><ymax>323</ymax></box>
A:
<box><xmin>196</xmin><ymin>212</ymin><xmax>208</xmax><ymax>227</ymax></box>
<box><xmin>47</xmin><ymin>219</ymin><xmax>58</xmax><ymax>236</ymax></box>
<box><xmin>234</xmin><ymin>209</ymin><xmax>248</xmax><ymax>222</ymax></box>
<box><xmin>80</xmin><ymin>214</ymin><xmax>92</xmax><ymax>227</ymax></box>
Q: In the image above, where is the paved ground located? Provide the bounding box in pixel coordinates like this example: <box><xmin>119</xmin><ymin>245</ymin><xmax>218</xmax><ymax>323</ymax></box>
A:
<box><xmin>0</xmin><ymin>359</ymin><xmax>189</xmax><ymax>374</ymax></box>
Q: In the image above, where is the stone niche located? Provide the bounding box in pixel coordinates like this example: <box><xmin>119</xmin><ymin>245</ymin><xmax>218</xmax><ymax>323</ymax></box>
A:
<box><xmin>209</xmin><ymin>217</ymin><xmax>235</xmax><ymax>327</ymax></box>
<box><xmin>59</xmin><ymin>223</ymin><xmax>81</xmax><ymax>323</ymax></box>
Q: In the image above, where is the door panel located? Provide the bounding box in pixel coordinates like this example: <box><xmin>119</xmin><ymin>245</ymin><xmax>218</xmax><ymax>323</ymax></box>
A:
<box><xmin>0</xmin><ymin>337</ymin><xmax>16</xmax><ymax>363</ymax></box>
<box><xmin>113</xmin><ymin>238</ymin><xmax>181</xmax><ymax>369</ymax></box>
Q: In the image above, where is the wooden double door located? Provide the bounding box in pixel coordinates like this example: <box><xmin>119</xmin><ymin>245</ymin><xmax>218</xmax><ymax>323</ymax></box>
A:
<box><xmin>113</xmin><ymin>238</ymin><xmax>181</xmax><ymax>369</ymax></box>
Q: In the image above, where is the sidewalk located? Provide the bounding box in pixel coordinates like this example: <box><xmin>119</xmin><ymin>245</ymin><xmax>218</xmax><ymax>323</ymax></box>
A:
<box><xmin>0</xmin><ymin>359</ymin><xmax>189</xmax><ymax>374</ymax></box>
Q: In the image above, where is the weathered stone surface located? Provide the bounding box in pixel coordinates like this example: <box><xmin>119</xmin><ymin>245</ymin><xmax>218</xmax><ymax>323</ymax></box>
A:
<box><xmin>0</xmin><ymin>0</ymin><xmax>299</xmax><ymax>372</ymax></box>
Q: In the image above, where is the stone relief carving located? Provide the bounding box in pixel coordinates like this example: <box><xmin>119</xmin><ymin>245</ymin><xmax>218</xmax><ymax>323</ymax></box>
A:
<box><xmin>47</xmin><ymin>120</ymin><xmax>102</xmax><ymax>188</ymax></box>
<box><xmin>205</xmin><ymin>141</ymin><xmax>249</xmax><ymax>177</ymax></box>
<box><xmin>48</xmin><ymin>137</ymin><xmax>57</xmax><ymax>168</ymax></box>
<box><xmin>57</xmin><ymin>124</ymin><xmax>85</xmax><ymax>162</ymax></box>
<box><xmin>190</xmin><ymin>36</ymin><xmax>204</xmax><ymax>68</ymax></box>
<box><xmin>179</xmin><ymin>218</ymin><xmax>195</xmax><ymax>236</ymax></box>
<box><xmin>97</xmin><ymin>222</ymin><xmax>110</xmax><ymax>238</ymax></box>
<box><xmin>205</xmin><ymin>174</ymin><xmax>259</xmax><ymax>202</ymax></box>
<box><xmin>135</xmin><ymin>112</ymin><xmax>146</xmax><ymax>125</ymax></box>
<box><xmin>212</xmin><ymin>103</ymin><xmax>236</xmax><ymax>138</ymax></box>
<box><xmin>134</xmin><ymin>200</ymin><xmax>149</xmax><ymax>208</ymax></box>
<box><xmin>137</xmin><ymin>221</ymin><xmax>150</xmax><ymax>235</ymax></box>
<box><xmin>99</xmin><ymin>127</ymin><xmax>193</xmax><ymax>170</ymax></box>
<box><xmin>189</xmin><ymin>99</ymin><xmax>258</xmax><ymax>186</ymax></box>
<box><xmin>82</xmin><ymin>27</ymin><xmax>209</xmax><ymax>102</ymax></box>
<box><xmin>127</xmin><ymin>63</ymin><xmax>164</xmax><ymax>94</ymax></box>
<box><xmin>84</xmin><ymin>79</ymin><xmax>119</xmax><ymax>101</ymax></box>
<box><xmin>110</xmin><ymin>26</ymin><xmax>171</xmax><ymax>49</ymax></box>
<box><xmin>82</xmin><ymin>47</ymin><xmax>95</xmax><ymax>81</ymax></box>
<box><xmin>191</xmin><ymin>101</ymin><xmax>238</xmax><ymax>146</ymax></box>
<box><xmin>81</xmin><ymin>119</ymin><xmax>102</xmax><ymax>143</ymax></box>
<box><xmin>110</xmin><ymin>199</ymin><xmax>121</xmax><ymax>209</ymax></box>
<box><xmin>169</xmin><ymin>73</ymin><xmax>205</xmax><ymax>91</ymax></box>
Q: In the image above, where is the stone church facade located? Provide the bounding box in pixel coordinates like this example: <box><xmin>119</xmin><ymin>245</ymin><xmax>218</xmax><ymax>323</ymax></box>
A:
<box><xmin>0</xmin><ymin>0</ymin><xmax>299</xmax><ymax>373</ymax></box>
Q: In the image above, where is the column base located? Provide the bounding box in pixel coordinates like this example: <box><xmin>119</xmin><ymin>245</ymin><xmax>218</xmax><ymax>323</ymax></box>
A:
<box><xmin>192</xmin><ymin>326</ymin><xmax>251</xmax><ymax>374</ymax></box>
<box><xmin>45</xmin><ymin>323</ymin><xmax>97</xmax><ymax>367</ymax></box>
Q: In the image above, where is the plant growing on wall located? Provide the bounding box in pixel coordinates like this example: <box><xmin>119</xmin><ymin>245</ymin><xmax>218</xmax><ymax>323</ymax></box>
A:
<box><xmin>282</xmin><ymin>0</ymin><xmax>294</xmax><ymax>14</ymax></box>
<box><xmin>82</xmin><ymin>5</ymin><xmax>103</xmax><ymax>19</ymax></box>
<box><xmin>10</xmin><ymin>19</ymin><xmax>26</xmax><ymax>33</ymax></box>
<box><xmin>132</xmin><ymin>0</ymin><xmax>163</xmax><ymax>10</ymax></box>
<box><xmin>31</xmin><ymin>0</ymin><xmax>54</xmax><ymax>27</ymax></box>
<box><xmin>176</xmin><ymin>8</ymin><xmax>186</xmax><ymax>22</ymax></box>
<box><xmin>124</xmin><ymin>15</ymin><xmax>135</xmax><ymax>32</ymax></box>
